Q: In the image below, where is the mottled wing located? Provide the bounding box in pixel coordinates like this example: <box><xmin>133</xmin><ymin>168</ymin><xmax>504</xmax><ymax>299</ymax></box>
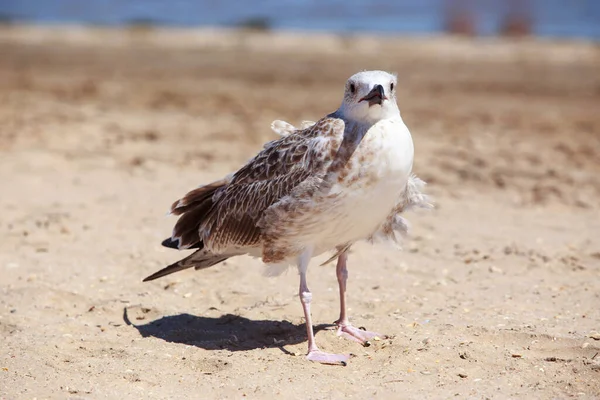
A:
<box><xmin>198</xmin><ymin>117</ymin><xmax>345</xmax><ymax>253</ymax></box>
<box><xmin>270</xmin><ymin>120</ymin><xmax>296</xmax><ymax>137</ymax></box>
<box><xmin>395</xmin><ymin>175</ymin><xmax>433</xmax><ymax>214</ymax></box>
<box><xmin>271</xmin><ymin>120</ymin><xmax>317</xmax><ymax>137</ymax></box>
<box><xmin>368</xmin><ymin>174</ymin><xmax>433</xmax><ymax>245</ymax></box>
<box><xmin>319</xmin><ymin>174</ymin><xmax>432</xmax><ymax>266</ymax></box>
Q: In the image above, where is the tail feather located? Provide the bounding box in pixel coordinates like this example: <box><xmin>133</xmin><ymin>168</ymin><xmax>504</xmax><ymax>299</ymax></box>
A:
<box><xmin>161</xmin><ymin>237</ymin><xmax>180</xmax><ymax>249</ymax></box>
<box><xmin>161</xmin><ymin>237</ymin><xmax>201</xmax><ymax>249</ymax></box>
<box><xmin>143</xmin><ymin>248</ymin><xmax>233</xmax><ymax>282</ymax></box>
<box><xmin>146</xmin><ymin>179</ymin><xmax>234</xmax><ymax>282</ymax></box>
<box><xmin>170</xmin><ymin>179</ymin><xmax>226</xmax><ymax>216</ymax></box>
<box><xmin>166</xmin><ymin>179</ymin><xmax>227</xmax><ymax>250</ymax></box>
<box><xmin>172</xmin><ymin>200</ymin><xmax>213</xmax><ymax>249</ymax></box>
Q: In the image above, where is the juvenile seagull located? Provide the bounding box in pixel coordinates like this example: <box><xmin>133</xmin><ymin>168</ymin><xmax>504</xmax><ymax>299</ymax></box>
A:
<box><xmin>269</xmin><ymin>118</ymin><xmax>431</xmax><ymax>261</ymax></box>
<box><xmin>144</xmin><ymin>70</ymin><xmax>424</xmax><ymax>365</ymax></box>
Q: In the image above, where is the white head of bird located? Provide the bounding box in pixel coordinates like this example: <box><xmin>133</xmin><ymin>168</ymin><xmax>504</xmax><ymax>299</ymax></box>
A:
<box><xmin>337</xmin><ymin>70</ymin><xmax>400</xmax><ymax>124</ymax></box>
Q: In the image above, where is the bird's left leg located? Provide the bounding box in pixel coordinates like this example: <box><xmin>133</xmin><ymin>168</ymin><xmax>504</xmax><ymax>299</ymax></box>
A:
<box><xmin>298</xmin><ymin>247</ymin><xmax>349</xmax><ymax>365</ymax></box>
<box><xmin>334</xmin><ymin>251</ymin><xmax>383</xmax><ymax>345</ymax></box>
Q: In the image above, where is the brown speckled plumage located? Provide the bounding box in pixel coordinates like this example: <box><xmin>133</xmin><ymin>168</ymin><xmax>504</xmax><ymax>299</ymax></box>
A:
<box><xmin>145</xmin><ymin>70</ymin><xmax>431</xmax><ymax>365</ymax></box>
<box><xmin>143</xmin><ymin>117</ymin><xmax>348</xmax><ymax>280</ymax></box>
<box><xmin>271</xmin><ymin>120</ymin><xmax>432</xmax><ymax>265</ymax></box>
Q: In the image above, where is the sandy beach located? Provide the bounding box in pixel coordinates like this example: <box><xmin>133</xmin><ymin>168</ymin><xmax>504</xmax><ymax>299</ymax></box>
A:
<box><xmin>1</xmin><ymin>25</ymin><xmax>599</xmax><ymax>399</ymax></box>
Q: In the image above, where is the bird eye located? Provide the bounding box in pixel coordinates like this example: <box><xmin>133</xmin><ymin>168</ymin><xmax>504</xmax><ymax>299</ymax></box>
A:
<box><xmin>349</xmin><ymin>83</ymin><xmax>356</xmax><ymax>94</ymax></box>
<box><xmin>390</xmin><ymin>82</ymin><xmax>394</xmax><ymax>91</ymax></box>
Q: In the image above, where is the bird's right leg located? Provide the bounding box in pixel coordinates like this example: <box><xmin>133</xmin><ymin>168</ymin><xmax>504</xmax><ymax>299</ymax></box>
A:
<box><xmin>298</xmin><ymin>247</ymin><xmax>349</xmax><ymax>365</ymax></box>
<box><xmin>334</xmin><ymin>252</ymin><xmax>383</xmax><ymax>345</ymax></box>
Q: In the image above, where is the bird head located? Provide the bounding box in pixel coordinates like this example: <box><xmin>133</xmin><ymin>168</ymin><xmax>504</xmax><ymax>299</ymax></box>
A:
<box><xmin>338</xmin><ymin>70</ymin><xmax>400</xmax><ymax>123</ymax></box>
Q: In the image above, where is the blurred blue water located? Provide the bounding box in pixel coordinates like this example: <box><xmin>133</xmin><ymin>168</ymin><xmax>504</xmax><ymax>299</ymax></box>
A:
<box><xmin>1</xmin><ymin>0</ymin><xmax>599</xmax><ymax>39</ymax></box>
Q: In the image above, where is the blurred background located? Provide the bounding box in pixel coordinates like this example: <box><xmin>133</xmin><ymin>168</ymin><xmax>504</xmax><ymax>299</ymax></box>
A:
<box><xmin>1</xmin><ymin>1</ymin><xmax>600</xmax><ymax>398</ymax></box>
<box><xmin>1</xmin><ymin>0</ymin><xmax>599</xmax><ymax>39</ymax></box>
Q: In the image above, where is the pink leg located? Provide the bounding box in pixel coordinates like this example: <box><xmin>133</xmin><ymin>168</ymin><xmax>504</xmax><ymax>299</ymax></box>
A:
<box><xmin>298</xmin><ymin>248</ymin><xmax>349</xmax><ymax>365</ymax></box>
<box><xmin>335</xmin><ymin>252</ymin><xmax>384</xmax><ymax>346</ymax></box>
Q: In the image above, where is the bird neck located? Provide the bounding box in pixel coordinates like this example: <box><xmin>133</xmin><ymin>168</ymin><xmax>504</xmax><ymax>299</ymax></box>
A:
<box><xmin>332</xmin><ymin>104</ymin><xmax>401</xmax><ymax>128</ymax></box>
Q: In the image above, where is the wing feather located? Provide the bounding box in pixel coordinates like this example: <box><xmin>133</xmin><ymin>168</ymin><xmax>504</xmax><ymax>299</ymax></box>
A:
<box><xmin>170</xmin><ymin>117</ymin><xmax>345</xmax><ymax>253</ymax></box>
<box><xmin>269</xmin><ymin>118</ymin><xmax>433</xmax><ymax>260</ymax></box>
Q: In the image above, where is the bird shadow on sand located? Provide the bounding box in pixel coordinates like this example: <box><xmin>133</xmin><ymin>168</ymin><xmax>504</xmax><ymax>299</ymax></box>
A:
<box><xmin>123</xmin><ymin>307</ymin><xmax>332</xmax><ymax>353</ymax></box>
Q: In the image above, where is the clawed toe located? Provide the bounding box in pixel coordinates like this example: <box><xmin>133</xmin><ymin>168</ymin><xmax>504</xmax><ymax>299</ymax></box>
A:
<box><xmin>336</xmin><ymin>323</ymin><xmax>384</xmax><ymax>346</ymax></box>
<box><xmin>306</xmin><ymin>349</ymin><xmax>349</xmax><ymax>366</ymax></box>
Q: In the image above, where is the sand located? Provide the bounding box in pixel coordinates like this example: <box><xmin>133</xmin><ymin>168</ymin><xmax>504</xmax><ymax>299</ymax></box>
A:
<box><xmin>0</xmin><ymin>25</ymin><xmax>599</xmax><ymax>399</ymax></box>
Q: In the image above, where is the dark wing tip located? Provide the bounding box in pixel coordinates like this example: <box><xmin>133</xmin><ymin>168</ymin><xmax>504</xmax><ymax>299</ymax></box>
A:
<box><xmin>170</xmin><ymin>199</ymin><xmax>184</xmax><ymax>215</ymax></box>
<box><xmin>142</xmin><ymin>269</ymin><xmax>166</xmax><ymax>282</ymax></box>
<box><xmin>161</xmin><ymin>237</ymin><xmax>202</xmax><ymax>250</ymax></box>
<box><xmin>142</xmin><ymin>262</ymin><xmax>187</xmax><ymax>282</ymax></box>
<box><xmin>161</xmin><ymin>237</ymin><xmax>180</xmax><ymax>249</ymax></box>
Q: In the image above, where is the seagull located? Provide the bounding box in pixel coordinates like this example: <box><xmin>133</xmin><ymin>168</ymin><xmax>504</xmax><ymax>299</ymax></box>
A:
<box><xmin>143</xmin><ymin>70</ymin><xmax>429</xmax><ymax>365</ymax></box>
<box><xmin>269</xmin><ymin>118</ymin><xmax>431</xmax><ymax>259</ymax></box>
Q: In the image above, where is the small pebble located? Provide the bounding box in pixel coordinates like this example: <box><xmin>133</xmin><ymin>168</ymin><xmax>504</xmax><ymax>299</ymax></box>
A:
<box><xmin>512</xmin><ymin>354</ymin><xmax>522</xmax><ymax>358</ymax></box>
<box><xmin>183</xmin><ymin>293</ymin><xmax>192</xmax><ymax>298</ymax></box>
<box><xmin>458</xmin><ymin>373</ymin><xmax>467</xmax><ymax>378</ymax></box>
<box><xmin>588</xmin><ymin>331</ymin><xmax>600</xmax><ymax>341</ymax></box>
<box><xmin>582</xmin><ymin>342</ymin><xmax>590</xmax><ymax>349</ymax></box>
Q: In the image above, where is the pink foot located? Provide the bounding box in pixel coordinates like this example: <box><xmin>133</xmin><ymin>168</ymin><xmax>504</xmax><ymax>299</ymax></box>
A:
<box><xmin>306</xmin><ymin>349</ymin><xmax>349</xmax><ymax>366</ymax></box>
<box><xmin>336</xmin><ymin>323</ymin><xmax>384</xmax><ymax>346</ymax></box>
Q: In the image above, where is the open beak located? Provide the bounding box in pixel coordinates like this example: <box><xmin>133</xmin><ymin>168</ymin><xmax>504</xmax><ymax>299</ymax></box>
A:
<box><xmin>359</xmin><ymin>84</ymin><xmax>387</xmax><ymax>106</ymax></box>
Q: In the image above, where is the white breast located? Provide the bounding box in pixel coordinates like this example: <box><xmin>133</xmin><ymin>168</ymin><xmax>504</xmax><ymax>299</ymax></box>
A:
<box><xmin>311</xmin><ymin>117</ymin><xmax>414</xmax><ymax>254</ymax></box>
